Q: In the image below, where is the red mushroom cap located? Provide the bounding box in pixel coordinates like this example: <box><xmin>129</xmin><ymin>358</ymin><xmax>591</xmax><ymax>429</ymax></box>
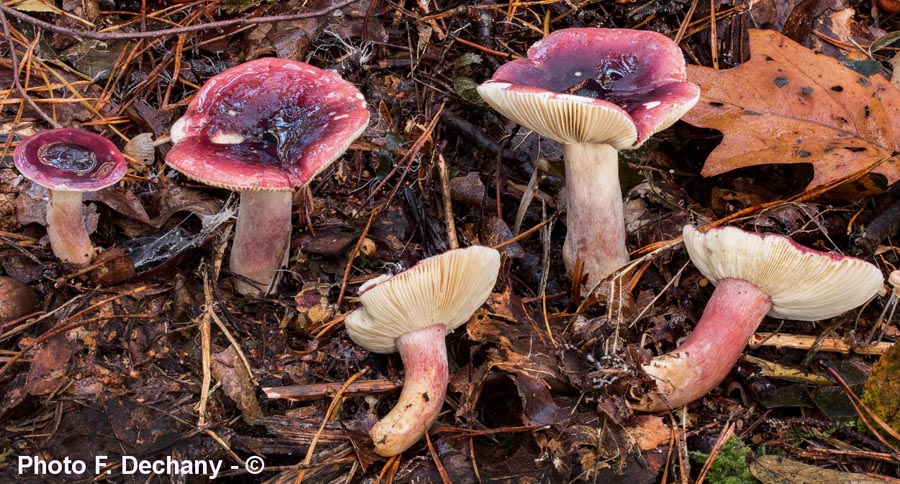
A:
<box><xmin>480</xmin><ymin>28</ymin><xmax>700</xmax><ymax>147</ymax></box>
<box><xmin>166</xmin><ymin>57</ymin><xmax>369</xmax><ymax>191</ymax></box>
<box><xmin>14</xmin><ymin>128</ymin><xmax>127</xmax><ymax>192</ymax></box>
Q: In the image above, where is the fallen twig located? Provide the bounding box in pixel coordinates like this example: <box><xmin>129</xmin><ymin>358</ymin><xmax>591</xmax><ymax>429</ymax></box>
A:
<box><xmin>263</xmin><ymin>379</ymin><xmax>400</xmax><ymax>402</ymax></box>
<box><xmin>749</xmin><ymin>332</ymin><xmax>893</xmax><ymax>355</ymax></box>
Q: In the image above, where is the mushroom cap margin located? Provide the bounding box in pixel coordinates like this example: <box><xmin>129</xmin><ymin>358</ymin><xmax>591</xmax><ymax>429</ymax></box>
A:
<box><xmin>166</xmin><ymin>57</ymin><xmax>369</xmax><ymax>191</ymax></box>
<box><xmin>683</xmin><ymin>225</ymin><xmax>883</xmax><ymax>321</ymax></box>
<box><xmin>14</xmin><ymin>128</ymin><xmax>127</xmax><ymax>192</ymax></box>
<box><xmin>345</xmin><ymin>246</ymin><xmax>501</xmax><ymax>354</ymax></box>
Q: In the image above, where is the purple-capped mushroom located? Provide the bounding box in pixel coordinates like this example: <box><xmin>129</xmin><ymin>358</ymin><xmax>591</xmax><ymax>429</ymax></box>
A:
<box><xmin>478</xmin><ymin>28</ymin><xmax>699</xmax><ymax>293</ymax></box>
<box><xmin>166</xmin><ymin>57</ymin><xmax>369</xmax><ymax>296</ymax></box>
<box><xmin>14</xmin><ymin>128</ymin><xmax>127</xmax><ymax>265</ymax></box>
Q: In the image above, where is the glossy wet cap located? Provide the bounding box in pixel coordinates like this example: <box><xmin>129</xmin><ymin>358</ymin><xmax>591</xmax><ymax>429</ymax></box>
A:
<box><xmin>14</xmin><ymin>128</ymin><xmax>126</xmax><ymax>191</ymax></box>
<box><xmin>477</xmin><ymin>28</ymin><xmax>700</xmax><ymax>148</ymax></box>
<box><xmin>167</xmin><ymin>57</ymin><xmax>369</xmax><ymax>191</ymax></box>
<box><xmin>683</xmin><ymin>225</ymin><xmax>883</xmax><ymax>320</ymax></box>
<box><xmin>345</xmin><ymin>246</ymin><xmax>502</xmax><ymax>354</ymax></box>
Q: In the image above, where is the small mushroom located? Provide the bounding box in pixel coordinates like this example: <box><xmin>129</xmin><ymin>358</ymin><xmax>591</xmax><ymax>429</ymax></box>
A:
<box><xmin>477</xmin><ymin>28</ymin><xmax>699</xmax><ymax>292</ymax></box>
<box><xmin>14</xmin><ymin>128</ymin><xmax>127</xmax><ymax>265</ymax></box>
<box><xmin>345</xmin><ymin>246</ymin><xmax>501</xmax><ymax>456</ymax></box>
<box><xmin>166</xmin><ymin>58</ymin><xmax>369</xmax><ymax>296</ymax></box>
<box><xmin>634</xmin><ymin>225</ymin><xmax>883</xmax><ymax>412</ymax></box>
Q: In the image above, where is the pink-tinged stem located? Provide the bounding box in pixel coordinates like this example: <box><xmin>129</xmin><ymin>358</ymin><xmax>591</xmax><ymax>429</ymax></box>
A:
<box><xmin>46</xmin><ymin>190</ymin><xmax>95</xmax><ymax>265</ymax></box>
<box><xmin>229</xmin><ymin>190</ymin><xmax>293</xmax><ymax>296</ymax></box>
<box><xmin>562</xmin><ymin>143</ymin><xmax>628</xmax><ymax>293</ymax></box>
<box><xmin>370</xmin><ymin>324</ymin><xmax>449</xmax><ymax>457</ymax></box>
<box><xmin>635</xmin><ymin>278</ymin><xmax>773</xmax><ymax>412</ymax></box>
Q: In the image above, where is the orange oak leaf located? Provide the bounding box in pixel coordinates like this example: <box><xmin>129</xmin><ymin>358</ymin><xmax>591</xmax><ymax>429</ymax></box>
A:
<box><xmin>682</xmin><ymin>29</ymin><xmax>900</xmax><ymax>190</ymax></box>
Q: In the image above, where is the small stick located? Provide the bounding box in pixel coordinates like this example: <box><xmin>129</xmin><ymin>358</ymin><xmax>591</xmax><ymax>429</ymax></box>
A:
<box><xmin>55</xmin><ymin>257</ymin><xmax>120</xmax><ymax>284</ymax></box>
<box><xmin>452</xmin><ymin>36</ymin><xmax>518</xmax><ymax>59</ymax></box>
<box><xmin>431</xmin><ymin>424</ymin><xmax>542</xmax><ymax>437</ymax></box>
<box><xmin>424</xmin><ymin>432</ymin><xmax>452</xmax><ymax>484</ymax></box>
<box><xmin>492</xmin><ymin>213</ymin><xmax>556</xmax><ymax>250</ymax></box>
<box><xmin>695</xmin><ymin>421</ymin><xmax>735</xmax><ymax>484</ymax></box>
<box><xmin>311</xmin><ymin>312</ymin><xmax>347</xmax><ymax>340</ymax></box>
<box><xmin>263</xmin><ymin>379</ymin><xmax>401</xmax><ymax>401</ymax></box>
<box><xmin>436</xmin><ymin>153</ymin><xmax>458</xmax><ymax>250</ymax></box>
<box><xmin>336</xmin><ymin>208</ymin><xmax>379</xmax><ymax>308</ymax></box>
<box><xmin>197</xmin><ymin>268</ymin><xmax>213</xmax><ymax>426</ymax></box>
<box><xmin>749</xmin><ymin>332</ymin><xmax>893</xmax><ymax>355</ymax></box>
<box><xmin>740</xmin><ymin>355</ymin><xmax>832</xmax><ymax>385</ymax></box>
<box><xmin>197</xmin><ymin>228</ymin><xmax>229</xmax><ymax>426</ymax></box>
<box><xmin>673</xmin><ymin>0</ymin><xmax>700</xmax><ymax>44</ymax></box>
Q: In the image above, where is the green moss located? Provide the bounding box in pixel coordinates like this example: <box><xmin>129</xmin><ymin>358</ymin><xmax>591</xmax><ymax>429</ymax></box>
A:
<box><xmin>689</xmin><ymin>436</ymin><xmax>761</xmax><ymax>484</ymax></box>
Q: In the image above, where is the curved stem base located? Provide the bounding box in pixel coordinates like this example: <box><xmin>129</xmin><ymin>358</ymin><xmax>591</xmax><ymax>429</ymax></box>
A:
<box><xmin>371</xmin><ymin>324</ymin><xmax>449</xmax><ymax>456</ymax></box>
<box><xmin>635</xmin><ymin>278</ymin><xmax>772</xmax><ymax>412</ymax></box>
<box><xmin>47</xmin><ymin>190</ymin><xmax>95</xmax><ymax>265</ymax></box>
<box><xmin>229</xmin><ymin>190</ymin><xmax>293</xmax><ymax>296</ymax></box>
<box><xmin>562</xmin><ymin>143</ymin><xmax>628</xmax><ymax>294</ymax></box>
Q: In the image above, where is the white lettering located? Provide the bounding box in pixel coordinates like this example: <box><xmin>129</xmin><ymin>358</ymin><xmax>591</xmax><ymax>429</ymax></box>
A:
<box><xmin>18</xmin><ymin>456</ymin><xmax>33</xmax><ymax>473</ymax></box>
<box><xmin>121</xmin><ymin>456</ymin><xmax>138</xmax><ymax>474</ymax></box>
<box><xmin>111</xmin><ymin>456</ymin><xmax>223</xmax><ymax>478</ymax></box>
<box><xmin>208</xmin><ymin>460</ymin><xmax>221</xmax><ymax>479</ymax></box>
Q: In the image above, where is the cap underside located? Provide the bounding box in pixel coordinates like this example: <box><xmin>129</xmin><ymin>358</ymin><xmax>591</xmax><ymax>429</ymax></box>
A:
<box><xmin>682</xmin><ymin>225</ymin><xmax>883</xmax><ymax>320</ymax></box>
<box><xmin>477</xmin><ymin>82</ymin><xmax>638</xmax><ymax>148</ymax></box>
<box><xmin>345</xmin><ymin>246</ymin><xmax>501</xmax><ymax>354</ymax></box>
<box><xmin>478</xmin><ymin>28</ymin><xmax>700</xmax><ymax>148</ymax></box>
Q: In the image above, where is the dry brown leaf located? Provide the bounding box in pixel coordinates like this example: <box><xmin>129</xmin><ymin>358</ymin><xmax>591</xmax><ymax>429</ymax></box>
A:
<box><xmin>25</xmin><ymin>336</ymin><xmax>73</xmax><ymax>396</ymax></box>
<box><xmin>683</xmin><ymin>29</ymin><xmax>900</xmax><ymax>190</ymax></box>
<box><xmin>211</xmin><ymin>346</ymin><xmax>262</xmax><ymax>425</ymax></box>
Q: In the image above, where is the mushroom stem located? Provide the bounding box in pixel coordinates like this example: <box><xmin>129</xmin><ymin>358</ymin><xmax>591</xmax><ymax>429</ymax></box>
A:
<box><xmin>229</xmin><ymin>190</ymin><xmax>293</xmax><ymax>296</ymax></box>
<box><xmin>46</xmin><ymin>190</ymin><xmax>95</xmax><ymax>265</ymax></box>
<box><xmin>371</xmin><ymin>324</ymin><xmax>449</xmax><ymax>457</ymax></box>
<box><xmin>562</xmin><ymin>143</ymin><xmax>628</xmax><ymax>292</ymax></box>
<box><xmin>635</xmin><ymin>278</ymin><xmax>772</xmax><ymax>412</ymax></box>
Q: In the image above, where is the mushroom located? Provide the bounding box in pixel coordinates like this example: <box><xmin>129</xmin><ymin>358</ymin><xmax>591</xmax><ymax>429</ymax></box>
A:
<box><xmin>345</xmin><ymin>246</ymin><xmax>501</xmax><ymax>456</ymax></box>
<box><xmin>14</xmin><ymin>128</ymin><xmax>127</xmax><ymax>265</ymax></box>
<box><xmin>166</xmin><ymin>57</ymin><xmax>369</xmax><ymax>296</ymax></box>
<box><xmin>477</xmin><ymin>28</ymin><xmax>699</xmax><ymax>292</ymax></box>
<box><xmin>634</xmin><ymin>225</ymin><xmax>883</xmax><ymax>412</ymax></box>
